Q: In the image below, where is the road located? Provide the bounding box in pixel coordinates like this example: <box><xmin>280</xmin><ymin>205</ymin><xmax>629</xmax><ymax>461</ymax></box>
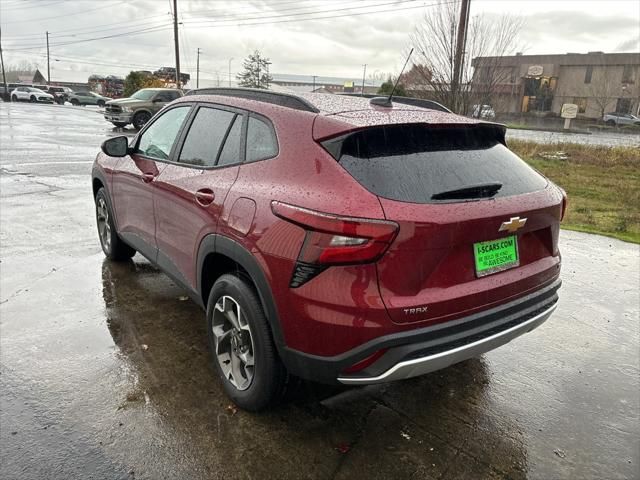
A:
<box><xmin>506</xmin><ymin>128</ymin><xmax>640</xmax><ymax>147</ymax></box>
<box><xmin>1</xmin><ymin>102</ymin><xmax>639</xmax><ymax>480</ymax></box>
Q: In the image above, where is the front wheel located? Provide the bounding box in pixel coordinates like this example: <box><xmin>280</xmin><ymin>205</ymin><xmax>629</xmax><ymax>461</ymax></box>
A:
<box><xmin>95</xmin><ymin>188</ymin><xmax>135</xmax><ymax>261</ymax></box>
<box><xmin>132</xmin><ymin>111</ymin><xmax>151</xmax><ymax>130</ymax></box>
<box><xmin>112</xmin><ymin>122</ymin><xmax>128</xmax><ymax>128</ymax></box>
<box><xmin>30</xmin><ymin>95</ymin><xmax>36</xmax><ymax>103</ymax></box>
<box><xmin>70</xmin><ymin>99</ymin><xmax>79</xmax><ymax>106</ymax></box>
<box><xmin>605</xmin><ymin>119</ymin><xmax>616</xmax><ymax>126</ymax></box>
<box><xmin>97</xmin><ymin>100</ymin><xmax>105</xmax><ymax>108</ymax></box>
<box><xmin>207</xmin><ymin>274</ymin><xmax>287</xmax><ymax>411</ymax></box>
<box><xmin>11</xmin><ymin>95</ymin><xmax>17</xmax><ymax>102</ymax></box>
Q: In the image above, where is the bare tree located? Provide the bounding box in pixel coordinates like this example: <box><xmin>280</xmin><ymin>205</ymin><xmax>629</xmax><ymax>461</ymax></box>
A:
<box><xmin>408</xmin><ymin>0</ymin><xmax>523</xmax><ymax>114</ymax></box>
<box><xmin>586</xmin><ymin>67</ymin><xmax>619</xmax><ymax>120</ymax></box>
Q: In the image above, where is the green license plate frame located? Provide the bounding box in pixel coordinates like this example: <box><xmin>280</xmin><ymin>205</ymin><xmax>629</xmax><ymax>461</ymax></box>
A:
<box><xmin>473</xmin><ymin>235</ymin><xmax>519</xmax><ymax>277</ymax></box>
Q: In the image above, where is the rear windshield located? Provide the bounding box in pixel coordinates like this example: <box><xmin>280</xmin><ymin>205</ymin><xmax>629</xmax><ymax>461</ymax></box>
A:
<box><xmin>322</xmin><ymin>124</ymin><xmax>547</xmax><ymax>203</ymax></box>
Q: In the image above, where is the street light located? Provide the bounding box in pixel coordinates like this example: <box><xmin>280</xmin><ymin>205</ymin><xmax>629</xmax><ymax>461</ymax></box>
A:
<box><xmin>228</xmin><ymin>57</ymin><xmax>233</xmax><ymax>87</ymax></box>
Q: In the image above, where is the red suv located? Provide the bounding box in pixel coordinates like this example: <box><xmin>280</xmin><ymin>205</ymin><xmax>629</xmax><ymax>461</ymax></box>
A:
<box><xmin>92</xmin><ymin>89</ymin><xmax>564</xmax><ymax>411</ymax></box>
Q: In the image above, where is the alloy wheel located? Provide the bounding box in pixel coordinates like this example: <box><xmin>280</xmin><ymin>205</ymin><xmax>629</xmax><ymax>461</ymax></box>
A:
<box><xmin>212</xmin><ymin>295</ymin><xmax>255</xmax><ymax>391</ymax></box>
<box><xmin>96</xmin><ymin>197</ymin><xmax>111</xmax><ymax>252</ymax></box>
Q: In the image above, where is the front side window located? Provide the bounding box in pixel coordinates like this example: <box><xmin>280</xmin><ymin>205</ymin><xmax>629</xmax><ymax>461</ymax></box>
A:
<box><xmin>179</xmin><ymin>107</ymin><xmax>237</xmax><ymax>167</ymax></box>
<box><xmin>136</xmin><ymin>106</ymin><xmax>190</xmax><ymax>160</ymax></box>
<box><xmin>246</xmin><ymin>116</ymin><xmax>278</xmax><ymax>162</ymax></box>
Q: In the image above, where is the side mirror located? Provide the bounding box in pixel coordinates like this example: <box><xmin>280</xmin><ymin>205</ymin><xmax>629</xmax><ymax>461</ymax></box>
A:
<box><xmin>101</xmin><ymin>136</ymin><xmax>129</xmax><ymax>157</ymax></box>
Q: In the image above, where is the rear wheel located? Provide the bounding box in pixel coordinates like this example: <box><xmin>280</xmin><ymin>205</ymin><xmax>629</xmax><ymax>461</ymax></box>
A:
<box><xmin>112</xmin><ymin>122</ymin><xmax>128</xmax><ymax>128</ymax></box>
<box><xmin>207</xmin><ymin>274</ymin><xmax>287</xmax><ymax>411</ymax></box>
<box><xmin>70</xmin><ymin>98</ymin><xmax>79</xmax><ymax>106</ymax></box>
<box><xmin>95</xmin><ymin>188</ymin><xmax>135</xmax><ymax>261</ymax></box>
<box><xmin>97</xmin><ymin>100</ymin><xmax>105</xmax><ymax>107</ymax></box>
<box><xmin>132</xmin><ymin>111</ymin><xmax>151</xmax><ymax>130</ymax></box>
<box><xmin>605</xmin><ymin>119</ymin><xmax>616</xmax><ymax>126</ymax></box>
<box><xmin>11</xmin><ymin>95</ymin><xmax>17</xmax><ymax>102</ymax></box>
<box><xmin>30</xmin><ymin>95</ymin><xmax>36</xmax><ymax>103</ymax></box>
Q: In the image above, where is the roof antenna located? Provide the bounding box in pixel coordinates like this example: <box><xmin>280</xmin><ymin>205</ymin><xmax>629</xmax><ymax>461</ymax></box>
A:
<box><xmin>370</xmin><ymin>48</ymin><xmax>414</xmax><ymax>108</ymax></box>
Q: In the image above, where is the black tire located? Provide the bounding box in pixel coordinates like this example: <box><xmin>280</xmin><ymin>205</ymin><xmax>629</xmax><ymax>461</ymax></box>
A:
<box><xmin>11</xmin><ymin>95</ymin><xmax>17</xmax><ymax>102</ymax></box>
<box><xmin>95</xmin><ymin>188</ymin><xmax>135</xmax><ymax>261</ymax></box>
<box><xmin>132</xmin><ymin>111</ymin><xmax>151</xmax><ymax>130</ymax></box>
<box><xmin>97</xmin><ymin>100</ymin><xmax>105</xmax><ymax>108</ymax></box>
<box><xmin>112</xmin><ymin>122</ymin><xmax>128</xmax><ymax>128</ymax></box>
<box><xmin>30</xmin><ymin>95</ymin><xmax>36</xmax><ymax>103</ymax></box>
<box><xmin>206</xmin><ymin>273</ymin><xmax>287</xmax><ymax>411</ymax></box>
<box><xmin>605</xmin><ymin>119</ymin><xmax>616</xmax><ymax>126</ymax></box>
<box><xmin>70</xmin><ymin>98</ymin><xmax>79</xmax><ymax>106</ymax></box>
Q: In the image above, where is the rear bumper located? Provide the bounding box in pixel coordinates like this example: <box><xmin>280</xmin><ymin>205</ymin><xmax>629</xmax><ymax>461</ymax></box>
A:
<box><xmin>338</xmin><ymin>301</ymin><xmax>555</xmax><ymax>384</ymax></box>
<box><xmin>280</xmin><ymin>277</ymin><xmax>561</xmax><ymax>384</ymax></box>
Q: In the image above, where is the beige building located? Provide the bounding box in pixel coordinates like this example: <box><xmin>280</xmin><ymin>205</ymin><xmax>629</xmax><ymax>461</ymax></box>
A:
<box><xmin>472</xmin><ymin>52</ymin><xmax>640</xmax><ymax>119</ymax></box>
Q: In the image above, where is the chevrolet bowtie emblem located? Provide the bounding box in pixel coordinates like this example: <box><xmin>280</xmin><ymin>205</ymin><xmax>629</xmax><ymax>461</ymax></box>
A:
<box><xmin>499</xmin><ymin>217</ymin><xmax>527</xmax><ymax>233</ymax></box>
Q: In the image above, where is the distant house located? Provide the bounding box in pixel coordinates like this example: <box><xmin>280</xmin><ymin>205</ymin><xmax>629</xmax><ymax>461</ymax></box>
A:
<box><xmin>1</xmin><ymin>68</ymin><xmax>47</xmax><ymax>85</ymax></box>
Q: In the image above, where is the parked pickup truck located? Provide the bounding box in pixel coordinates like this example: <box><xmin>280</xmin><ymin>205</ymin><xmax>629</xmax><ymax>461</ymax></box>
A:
<box><xmin>104</xmin><ymin>88</ymin><xmax>183</xmax><ymax>129</ymax></box>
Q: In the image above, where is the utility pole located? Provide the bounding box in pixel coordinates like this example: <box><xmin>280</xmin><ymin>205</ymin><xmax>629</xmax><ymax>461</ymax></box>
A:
<box><xmin>196</xmin><ymin>47</ymin><xmax>201</xmax><ymax>88</ymax></box>
<box><xmin>452</xmin><ymin>0</ymin><xmax>470</xmax><ymax>110</ymax></box>
<box><xmin>0</xmin><ymin>27</ymin><xmax>8</xmax><ymax>101</ymax></box>
<box><xmin>228</xmin><ymin>57</ymin><xmax>233</xmax><ymax>87</ymax></box>
<box><xmin>361</xmin><ymin>64</ymin><xmax>367</xmax><ymax>96</ymax></box>
<box><xmin>172</xmin><ymin>0</ymin><xmax>181</xmax><ymax>88</ymax></box>
<box><xmin>46</xmin><ymin>31</ymin><xmax>50</xmax><ymax>84</ymax></box>
<box><xmin>312</xmin><ymin>75</ymin><xmax>317</xmax><ymax>92</ymax></box>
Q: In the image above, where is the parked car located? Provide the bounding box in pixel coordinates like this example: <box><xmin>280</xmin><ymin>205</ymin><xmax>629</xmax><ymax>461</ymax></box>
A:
<box><xmin>67</xmin><ymin>91</ymin><xmax>111</xmax><ymax>107</ymax></box>
<box><xmin>48</xmin><ymin>86</ymin><xmax>74</xmax><ymax>104</ymax></box>
<box><xmin>471</xmin><ymin>104</ymin><xmax>496</xmax><ymax>119</ymax></box>
<box><xmin>104</xmin><ymin>88</ymin><xmax>183</xmax><ymax>129</ymax></box>
<box><xmin>603</xmin><ymin>112</ymin><xmax>640</xmax><ymax>126</ymax></box>
<box><xmin>10</xmin><ymin>86</ymin><xmax>54</xmax><ymax>103</ymax></box>
<box><xmin>92</xmin><ymin>88</ymin><xmax>565</xmax><ymax>411</ymax></box>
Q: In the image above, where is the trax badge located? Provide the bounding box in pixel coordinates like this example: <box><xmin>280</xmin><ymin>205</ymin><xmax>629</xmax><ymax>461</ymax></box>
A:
<box><xmin>404</xmin><ymin>306</ymin><xmax>429</xmax><ymax>315</ymax></box>
<box><xmin>499</xmin><ymin>217</ymin><xmax>527</xmax><ymax>233</ymax></box>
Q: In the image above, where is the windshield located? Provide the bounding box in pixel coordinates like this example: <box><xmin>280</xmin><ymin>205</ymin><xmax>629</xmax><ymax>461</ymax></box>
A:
<box><xmin>130</xmin><ymin>89</ymin><xmax>156</xmax><ymax>100</ymax></box>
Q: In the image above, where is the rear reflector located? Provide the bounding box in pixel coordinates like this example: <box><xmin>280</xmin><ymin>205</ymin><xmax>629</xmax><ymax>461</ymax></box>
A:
<box><xmin>342</xmin><ymin>349</ymin><xmax>388</xmax><ymax>374</ymax></box>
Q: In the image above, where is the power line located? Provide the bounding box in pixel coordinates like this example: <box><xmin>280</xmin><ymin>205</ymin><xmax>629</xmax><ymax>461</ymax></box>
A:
<box><xmin>182</xmin><ymin>0</ymin><xmax>424</xmax><ymax>26</ymax></box>
<box><xmin>182</xmin><ymin>0</ymin><xmax>448</xmax><ymax>28</ymax></box>
<box><xmin>3</xmin><ymin>24</ymin><xmax>172</xmax><ymax>51</ymax></box>
<box><xmin>2</xmin><ymin>14</ymin><xmax>172</xmax><ymax>39</ymax></box>
<box><xmin>1</xmin><ymin>1</ymin><xmax>127</xmax><ymax>25</ymax></box>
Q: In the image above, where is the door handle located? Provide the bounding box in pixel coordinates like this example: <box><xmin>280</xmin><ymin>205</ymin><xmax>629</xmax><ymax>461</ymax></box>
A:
<box><xmin>195</xmin><ymin>189</ymin><xmax>215</xmax><ymax>207</ymax></box>
<box><xmin>141</xmin><ymin>172</ymin><xmax>156</xmax><ymax>183</ymax></box>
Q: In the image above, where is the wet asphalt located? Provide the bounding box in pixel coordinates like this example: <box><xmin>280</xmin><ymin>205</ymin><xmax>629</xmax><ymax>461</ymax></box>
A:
<box><xmin>0</xmin><ymin>102</ymin><xmax>639</xmax><ymax>480</ymax></box>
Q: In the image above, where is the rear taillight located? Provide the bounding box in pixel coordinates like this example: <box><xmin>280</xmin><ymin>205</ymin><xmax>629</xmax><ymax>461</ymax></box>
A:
<box><xmin>560</xmin><ymin>188</ymin><xmax>568</xmax><ymax>221</ymax></box>
<box><xmin>271</xmin><ymin>201</ymin><xmax>398</xmax><ymax>287</ymax></box>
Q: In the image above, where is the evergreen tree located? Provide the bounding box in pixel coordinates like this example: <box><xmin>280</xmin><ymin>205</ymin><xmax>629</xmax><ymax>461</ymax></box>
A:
<box><xmin>236</xmin><ymin>51</ymin><xmax>273</xmax><ymax>89</ymax></box>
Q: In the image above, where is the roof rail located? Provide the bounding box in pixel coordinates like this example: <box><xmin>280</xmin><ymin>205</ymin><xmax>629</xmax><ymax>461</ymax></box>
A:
<box><xmin>340</xmin><ymin>93</ymin><xmax>452</xmax><ymax>113</ymax></box>
<box><xmin>184</xmin><ymin>87</ymin><xmax>320</xmax><ymax>113</ymax></box>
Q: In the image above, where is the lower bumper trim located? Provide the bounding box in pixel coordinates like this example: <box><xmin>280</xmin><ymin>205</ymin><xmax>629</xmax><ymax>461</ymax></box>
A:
<box><xmin>337</xmin><ymin>302</ymin><xmax>556</xmax><ymax>385</ymax></box>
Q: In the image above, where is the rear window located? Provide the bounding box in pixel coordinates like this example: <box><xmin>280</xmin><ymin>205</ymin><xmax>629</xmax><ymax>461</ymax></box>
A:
<box><xmin>323</xmin><ymin>124</ymin><xmax>547</xmax><ymax>203</ymax></box>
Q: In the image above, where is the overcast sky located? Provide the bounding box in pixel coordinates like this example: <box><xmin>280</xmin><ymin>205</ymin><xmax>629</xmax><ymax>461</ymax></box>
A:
<box><xmin>1</xmin><ymin>0</ymin><xmax>639</xmax><ymax>85</ymax></box>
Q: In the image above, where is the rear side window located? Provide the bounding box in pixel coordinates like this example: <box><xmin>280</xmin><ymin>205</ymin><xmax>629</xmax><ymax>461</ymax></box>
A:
<box><xmin>179</xmin><ymin>107</ymin><xmax>236</xmax><ymax>167</ymax></box>
<box><xmin>323</xmin><ymin>125</ymin><xmax>547</xmax><ymax>203</ymax></box>
<box><xmin>246</xmin><ymin>116</ymin><xmax>278</xmax><ymax>162</ymax></box>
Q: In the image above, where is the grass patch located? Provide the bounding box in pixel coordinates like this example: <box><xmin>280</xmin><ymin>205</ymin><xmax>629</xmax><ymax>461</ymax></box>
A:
<box><xmin>508</xmin><ymin>140</ymin><xmax>640</xmax><ymax>244</ymax></box>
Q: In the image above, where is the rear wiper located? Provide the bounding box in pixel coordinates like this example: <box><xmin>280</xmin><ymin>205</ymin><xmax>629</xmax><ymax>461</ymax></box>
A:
<box><xmin>431</xmin><ymin>182</ymin><xmax>503</xmax><ymax>201</ymax></box>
